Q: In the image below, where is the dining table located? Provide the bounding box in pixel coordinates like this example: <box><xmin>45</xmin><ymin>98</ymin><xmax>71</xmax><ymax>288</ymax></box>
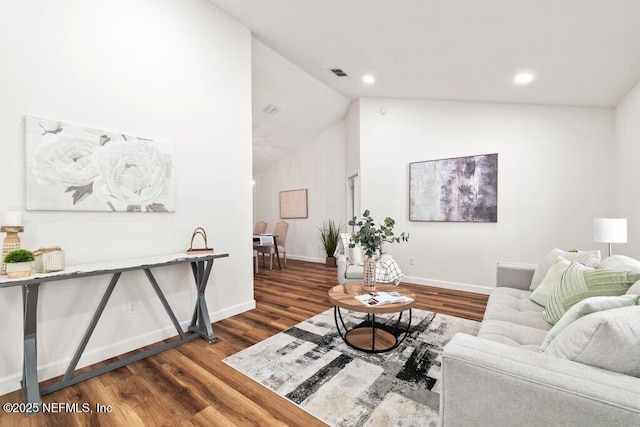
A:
<box><xmin>253</xmin><ymin>234</ymin><xmax>282</xmax><ymax>270</ymax></box>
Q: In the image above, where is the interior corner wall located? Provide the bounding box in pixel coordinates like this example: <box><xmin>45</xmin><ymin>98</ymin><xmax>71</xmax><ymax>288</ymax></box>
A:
<box><xmin>615</xmin><ymin>80</ymin><xmax>640</xmax><ymax>257</ymax></box>
<box><xmin>254</xmin><ymin>121</ymin><xmax>347</xmax><ymax>263</ymax></box>
<box><xmin>358</xmin><ymin>98</ymin><xmax>615</xmax><ymax>292</ymax></box>
<box><xmin>345</xmin><ymin>99</ymin><xmax>361</xmax><ymax>178</ymax></box>
<box><xmin>0</xmin><ymin>0</ymin><xmax>253</xmax><ymax>395</ymax></box>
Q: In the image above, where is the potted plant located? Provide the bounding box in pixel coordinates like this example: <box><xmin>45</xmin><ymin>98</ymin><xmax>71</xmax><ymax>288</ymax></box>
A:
<box><xmin>319</xmin><ymin>220</ymin><xmax>343</xmax><ymax>267</ymax></box>
<box><xmin>4</xmin><ymin>248</ymin><xmax>36</xmax><ymax>278</ymax></box>
<box><xmin>348</xmin><ymin>210</ymin><xmax>409</xmax><ymax>291</ymax></box>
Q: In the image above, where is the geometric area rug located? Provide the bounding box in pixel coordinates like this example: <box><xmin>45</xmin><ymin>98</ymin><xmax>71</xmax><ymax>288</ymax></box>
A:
<box><xmin>223</xmin><ymin>308</ymin><xmax>480</xmax><ymax>427</ymax></box>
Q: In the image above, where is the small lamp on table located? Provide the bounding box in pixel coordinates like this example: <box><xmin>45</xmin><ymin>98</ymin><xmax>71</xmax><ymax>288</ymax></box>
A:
<box><xmin>593</xmin><ymin>218</ymin><xmax>627</xmax><ymax>257</ymax></box>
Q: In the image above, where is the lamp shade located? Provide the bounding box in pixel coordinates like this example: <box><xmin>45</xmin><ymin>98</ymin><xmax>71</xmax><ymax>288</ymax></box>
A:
<box><xmin>593</xmin><ymin>218</ymin><xmax>627</xmax><ymax>243</ymax></box>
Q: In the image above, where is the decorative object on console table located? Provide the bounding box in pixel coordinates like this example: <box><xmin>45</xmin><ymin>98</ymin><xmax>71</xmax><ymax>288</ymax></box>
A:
<box><xmin>593</xmin><ymin>218</ymin><xmax>627</xmax><ymax>256</ymax></box>
<box><xmin>319</xmin><ymin>219</ymin><xmax>343</xmax><ymax>267</ymax></box>
<box><xmin>348</xmin><ymin>210</ymin><xmax>409</xmax><ymax>292</ymax></box>
<box><xmin>187</xmin><ymin>227</ymin><xmax>214</xmax><ymax>254</ymax></box>
<box><xmin>1</xmin><ymin>210</ymin><xmax>24</xmax><ymax>275</ymax></box>
<box><xmin>4</xmin><ymin>248</ymin><xmax>35</xmax><ymax>278</ymax></box>
<box><xmin>33</xmin><ymin>247</ymin><xmax>65</xmax><ymax>273</ymax></box>
<box><xmin>409</xmin><ymin>153</ymin><xmax>498</xmax><ymax>222</ymax></box>
<box><xmin>279</xmin><ymin>188</ymin><xmax>308</xmax><ymax>219</ymax></box>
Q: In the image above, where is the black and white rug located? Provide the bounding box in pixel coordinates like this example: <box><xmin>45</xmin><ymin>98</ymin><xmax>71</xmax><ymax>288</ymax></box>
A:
<box><xmin>223</xmin><ymin>308</ymin><xmax>480</xmax><ymax>427</ymax></box>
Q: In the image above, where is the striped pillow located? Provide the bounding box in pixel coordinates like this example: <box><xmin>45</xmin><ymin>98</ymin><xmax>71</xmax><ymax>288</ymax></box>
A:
<box><xmin>542</xmin><ymin>262</ymin><xmax>640</xmax><ymax>324</ymax></box>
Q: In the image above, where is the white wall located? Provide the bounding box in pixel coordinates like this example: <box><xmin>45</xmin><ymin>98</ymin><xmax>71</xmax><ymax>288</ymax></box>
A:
<box><xmin>254</xmin><ymin>121</ymin><xmax>347</xmax><ymax>262</ymax></box>
<box><xmin>615</xmin><ymin>80</ymin><xmax>640</xmax><ymax>257</ymax></box>
<box><xmin>0</xmin><ymin>0</ymin><xmax>253</xmax><ymax>395</ymax></box>
<box><xmin>358</xmin><ymin>98</ymin><xmax>615</xmax><ymax>292</ymax></box>
<box><xmin>345</xmin><ymin>99</ymin><xmax>361</xmax><ymax>178</ymax></box>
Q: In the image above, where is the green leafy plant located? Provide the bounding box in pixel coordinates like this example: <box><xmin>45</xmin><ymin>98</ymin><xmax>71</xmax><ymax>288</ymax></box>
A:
<box><xmin>319</xmin><ymin>220</ymin><xmax>344</xmax><ymax>257</ymax></box>
<box><xmin>4</xmin><ymin>249</ymin><xmax>35</xmax><ymax>263</ymax></box>
<box><xmin>348</xmin><ymin>210</ymin><xmax>409</xmax><ymax>257</ymax></box>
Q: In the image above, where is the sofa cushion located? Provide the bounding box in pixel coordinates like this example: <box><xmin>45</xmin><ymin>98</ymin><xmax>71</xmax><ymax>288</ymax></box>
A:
<box><xmin>345</xmin><ymin>264</ymin><xmax>363</xmax><ymax>279</ymax></box>
<box><xmin>478</xmin><ymin>287</ymin><xmax>551</xmax><ymax>351</ymax></box>
<box><xmin>545</xmin><ymin>305</ymin><xmax>640</xmax><ymax>377</ymax></box>
<box><xmin>543</xmin><ymin>263</ymin><xmax>640</xmax><ymax>324</ymax></box>
<box><xmin>529</xmin><ymin>256</ymin><xmax>570</xmax><ymax>307</ymax></box>
<box><xmin>540</xmin><ymin>294</ymin><xmax>640</xmax><ymax>351</ymax></box>
<box><xmin>530</xmin><ymin>248</ymin><xmax>601</xmax><ymax>291</ymax></box>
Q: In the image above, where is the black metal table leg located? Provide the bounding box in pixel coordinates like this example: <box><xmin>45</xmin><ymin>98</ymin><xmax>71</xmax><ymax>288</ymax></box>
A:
<box><xmin>188</xmin><ymin>259</ymin><xmax>216</xmax><ymax>342</ymax></box>
<box><xmin>21</xmin><ymin>283</ymin><xmax>42</xmax><ymax>414</ymax></box>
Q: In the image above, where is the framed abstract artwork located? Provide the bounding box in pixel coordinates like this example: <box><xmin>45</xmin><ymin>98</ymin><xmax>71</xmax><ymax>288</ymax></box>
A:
<box><xmin>280</xmin><ymin>189</ymin><xmax>308</xmax><ymax>219</ymax></box>
<box><xmin>409</xmin><ymin>153</ymin><xmax>498</xmax><ymax>222</ymax></box>
<box><xmin>25</xmin><ymin>116</ymin><xmax>175</xmax><ymax>212</ymax></box>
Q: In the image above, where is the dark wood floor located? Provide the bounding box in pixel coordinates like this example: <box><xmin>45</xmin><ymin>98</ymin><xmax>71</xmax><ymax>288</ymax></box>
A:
<box><xmin>0</xmin><ymin>260</ymin><xmax>488</xmax><ymax>426</ymax></box>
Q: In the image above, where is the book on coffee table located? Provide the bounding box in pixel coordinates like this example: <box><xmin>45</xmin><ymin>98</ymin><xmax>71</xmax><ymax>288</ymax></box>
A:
<box><xmin>354</xmin><ymin>291</ymin><xmax>414</xmax><ymax>307</ymax></box>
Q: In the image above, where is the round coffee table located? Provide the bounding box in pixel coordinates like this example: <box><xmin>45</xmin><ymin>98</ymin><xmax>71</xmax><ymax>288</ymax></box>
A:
<box><xmin>328</xmin><ymin>283</ymin><xmax>416</xmax><ymax>353</ymax></box>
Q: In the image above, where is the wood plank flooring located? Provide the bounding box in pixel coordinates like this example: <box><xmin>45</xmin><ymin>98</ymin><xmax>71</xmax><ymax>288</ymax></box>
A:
<box><xmin>0</xmin><ymin>260</ymin><xmax>488</xmax><ymax>426</ymax></box>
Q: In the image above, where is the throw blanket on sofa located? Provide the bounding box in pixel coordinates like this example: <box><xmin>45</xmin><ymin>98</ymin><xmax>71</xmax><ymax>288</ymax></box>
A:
<box><xmin>376</xmin><ymin>254</ymin><xmax>403</xmax><ymax>285</ymax></box>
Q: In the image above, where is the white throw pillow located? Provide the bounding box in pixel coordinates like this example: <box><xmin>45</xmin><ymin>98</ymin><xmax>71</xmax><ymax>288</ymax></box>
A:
<box><xmin>627</xmin><ymin>280</ymin><xmax>640</xmax><ymax>295</ymax></box>
<box><xmin>539</xmin><ymin>294</ymin><xmax>640</xmax><ymax>351</ymax></box>
<box><xmin>530</xmin><ymin>249</ymin><xmax>601</xmax><ymax>291</ymax></box>
<box><xmin>529</xmin><ymin>256</ymin><xmax>571</xmax><ymax>307</ymax></box>
<box><xmin>599</xmin><ymin>255</ymin><xmax>640</xmax><ymax>272</ymax></box>
<box><xmin>544</xmin><ymin>305</ymin><xmax>640</xmax><ymax>377</ymax></box>
<box><xmin>349</xmin><ymin>244</ymin><xmax>364</xmax><ymax>266</ymax></box>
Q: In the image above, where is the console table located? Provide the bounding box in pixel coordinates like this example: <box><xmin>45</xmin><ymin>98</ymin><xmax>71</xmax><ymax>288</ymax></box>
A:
<box><xmin>0</xmin><ymin>252</ymin><xmax>228</xmax><ymax>413</ymax></box>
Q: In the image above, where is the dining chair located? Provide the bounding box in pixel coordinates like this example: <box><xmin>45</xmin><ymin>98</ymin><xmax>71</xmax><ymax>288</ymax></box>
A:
<box><xmin>257</xmin><ymin>221</ymin><xmax>288</xmax><ymax>270</ymax></box>
<box><xmin>253</xmin><ymin>221</ymin><xmax>268</xmax><ymax>235</ymax></box>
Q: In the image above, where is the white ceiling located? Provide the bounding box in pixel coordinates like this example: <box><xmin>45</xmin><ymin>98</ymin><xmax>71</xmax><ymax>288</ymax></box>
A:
<box><xmin>251</xmin><ymin>39</ymin><xmax>349</xmax><ymax>173</ymax></box>
<box><xmin>209</xmin><ymin>0</ymin><xmax>640</xmax><ymax>172</ymax></box>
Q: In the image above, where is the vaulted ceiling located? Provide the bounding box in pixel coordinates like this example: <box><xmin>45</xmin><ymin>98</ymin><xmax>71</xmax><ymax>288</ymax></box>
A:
<box><xmin>208</xmin><ymin>0</ymin><xmax>640</xmax><ymax>172</ymax></box>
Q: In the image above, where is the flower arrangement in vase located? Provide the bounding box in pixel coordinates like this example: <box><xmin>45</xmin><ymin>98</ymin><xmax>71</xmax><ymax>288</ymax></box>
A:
<box><xmin>348</xmin><ymin>210</ymin><xmax>409</xmax><ymax>291</ymax></box>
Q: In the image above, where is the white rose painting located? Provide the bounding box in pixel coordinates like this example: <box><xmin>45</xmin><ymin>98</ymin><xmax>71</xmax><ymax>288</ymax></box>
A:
<box><xmin>26</xmin><ymin>116</ymin><xmax>175</xmax><ymax>212</ymax></box>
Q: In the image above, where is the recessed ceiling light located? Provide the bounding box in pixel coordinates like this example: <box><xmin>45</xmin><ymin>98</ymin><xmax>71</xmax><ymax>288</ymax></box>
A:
<box><xmin>513</xmin><ymin>72</ymin><xmax>534</xmax><ymax>85</ymax></box>
<box><xmin>363</xmin><ymin>74</ymin><xmax>375</xmax><ymax>85</ymax></box>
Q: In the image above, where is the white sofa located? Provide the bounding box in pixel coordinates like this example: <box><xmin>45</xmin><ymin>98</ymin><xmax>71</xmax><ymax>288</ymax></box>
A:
<box><xmin>440</xmin><ymin>259</ymin><xmax>640</xmax><ymax>426</ymax></box>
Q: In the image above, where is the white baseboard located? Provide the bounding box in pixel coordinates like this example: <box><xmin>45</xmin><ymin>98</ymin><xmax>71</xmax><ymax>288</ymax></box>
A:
<box><xmin>0</xmin><ymin>299</ymin><xmax>256</xmax><ymax>396</ymax></box>
<box><xmin>402</xmin><ymin>275</ymin><xmax>493</xmax><ymax>295</ymax></box>
<box><xmin>286</xmin><ymin>254</ymin><xmax>325</xmax><ymax>263</ymax></box>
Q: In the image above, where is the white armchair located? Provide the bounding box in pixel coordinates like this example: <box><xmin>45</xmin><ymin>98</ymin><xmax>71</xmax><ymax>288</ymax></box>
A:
<box><xmin>335</xmin><ymin>232</ymin><xmax>364</xmax><ymax>284</ymax></box>
<box><xmin>335</xmin><ymin>233</ymin><xmax>404</xmax><ymax>285</ymax></box>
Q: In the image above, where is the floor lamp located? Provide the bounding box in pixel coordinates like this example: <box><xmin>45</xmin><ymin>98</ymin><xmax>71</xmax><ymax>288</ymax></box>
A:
<box><xmin>593</xmin><ymin>218</ymin><xmax>627</xmax><ymax>257</ymax></box>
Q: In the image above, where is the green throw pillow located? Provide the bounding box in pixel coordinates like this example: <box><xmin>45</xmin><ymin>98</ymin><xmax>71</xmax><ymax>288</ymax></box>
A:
<box><xmin>529</xmin><ymin>256</ymin><xmax>571</xmax><ymax>307</ymax></box>
<box><xmin>542</xmin><ymin>262</ymin><xmax>640</xmax><ymax>324</ymax></box>
<box><xmin>539</xmin><ymin>294</ymin><xmax>640</xmax><ymax>351</ymax></box>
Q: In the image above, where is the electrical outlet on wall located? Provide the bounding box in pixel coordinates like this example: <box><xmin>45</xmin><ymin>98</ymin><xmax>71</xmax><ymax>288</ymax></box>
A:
<box><xmin>409</xmin><ymin>257</ymin><xmax>415</xmax><ymax>265</ymax></box>
<box><xmin>127</xmin><ymin>302</ymin><xmax>137</xmax><ymax>315</ymax></box>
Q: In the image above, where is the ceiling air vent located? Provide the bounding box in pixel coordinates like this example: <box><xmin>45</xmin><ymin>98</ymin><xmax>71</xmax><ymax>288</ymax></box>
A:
<box><xmin>262</xmin><ymin>104</ymin><xmax>281</xmax><ymax>116</ymax></box>
<box><xmin>330</xmin><ymin>68</ymin><xmax>348</xmax><ymax>77</ymax></box>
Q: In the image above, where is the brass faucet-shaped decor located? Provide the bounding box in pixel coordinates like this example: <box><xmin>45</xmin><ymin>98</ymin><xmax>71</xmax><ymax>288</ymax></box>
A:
<box><xmin>187</xmin><ymin>227</ymin><xmax>214</xmax><ymax>254</ymax></box>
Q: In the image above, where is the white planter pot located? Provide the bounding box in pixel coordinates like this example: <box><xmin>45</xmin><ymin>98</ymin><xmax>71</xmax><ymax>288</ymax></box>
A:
<box><xmin>6</xmin><ymin>262</ymin><xmax>33</xmax><ymax>278</ymax></box>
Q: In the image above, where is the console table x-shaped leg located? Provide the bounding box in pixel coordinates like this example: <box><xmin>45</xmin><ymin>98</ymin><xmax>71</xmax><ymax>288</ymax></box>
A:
<box><xmin>18</xmin><ymin>255</ymin><xmax>223</xmax><ymax>414</ymax></box>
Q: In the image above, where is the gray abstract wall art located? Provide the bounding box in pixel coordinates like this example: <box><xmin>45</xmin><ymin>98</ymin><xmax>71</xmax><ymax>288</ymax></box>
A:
<box><xmin>409</xmin><ymin>153</ymin><xmax>498</xmax><ymax>222</ymax></box>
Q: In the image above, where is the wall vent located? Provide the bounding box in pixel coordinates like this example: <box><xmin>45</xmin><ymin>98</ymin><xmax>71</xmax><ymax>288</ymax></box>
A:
<box><xmin>330</xmin><ymin>68</ymin><xmax>348</xmax><ymax>77</ymax></box>
<box><xmin>262</xmin><ymin>104</ymin><xmax>281</xmax><ymax>115</ymax></box>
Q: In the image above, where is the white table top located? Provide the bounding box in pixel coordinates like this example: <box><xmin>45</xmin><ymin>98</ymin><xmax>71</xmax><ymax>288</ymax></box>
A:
<box><xmin>0</xmin><ymin>252</ymin><xmax>228</xmax><ymax>287</ymax></box>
